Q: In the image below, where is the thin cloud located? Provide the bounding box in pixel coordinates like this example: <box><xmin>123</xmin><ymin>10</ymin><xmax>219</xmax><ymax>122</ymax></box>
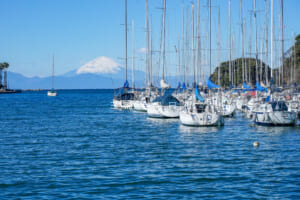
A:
<box><xmin>137</xmin><ymin>47</ymin><xmax>146</xmax><ymax>53</ymax></box>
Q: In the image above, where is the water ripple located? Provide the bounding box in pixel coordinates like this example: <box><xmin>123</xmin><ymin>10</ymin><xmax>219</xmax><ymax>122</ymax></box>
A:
<box><xmin>0</xmin><ymin>90</ymin><xmax>299</xmax><ymax>199</ymax></box>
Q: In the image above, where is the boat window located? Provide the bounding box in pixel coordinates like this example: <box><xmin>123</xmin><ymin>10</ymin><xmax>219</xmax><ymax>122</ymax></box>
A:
<box><xmin>120</xmin><ymin>93</ymin><xmax>135</xmax><ymax>100</ymax></box>
<box><xmin>195</xmin><ymin>104</ymin><xmax>206</xmax><ymax>113</ymax></box>
<box><xmin>271</xmin><ymin>101</ymin><xmax>288</xmax><ymax>111</ymax></box>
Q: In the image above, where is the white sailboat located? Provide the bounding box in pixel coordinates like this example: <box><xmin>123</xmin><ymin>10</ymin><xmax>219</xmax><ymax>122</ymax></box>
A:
<box><xmin>147</xmin><ymin>0</ymin><xmax>182</xmax><ymax>118</ymax></box>
<box><xmin>47</xmin><ymin>55</ymin><xmax>57</xmax><ymax>97</ymax></box>
<box><xmin>112</xmin><ymin>0</ymin><xmax>135</xmax><ymax>109</ymax></box>
<box><xmin>180</xmin><ymin>0</ymin><xmax>224</xmax><ymax>127</ymax></box>
<box><xmin>252</xmin><ymin>0</ymin><xmax>297</xmax><ymax>126</ymax></box>
<box><xmin>180</xmin><ymin>88</ymin><xmax>224</xmax><ymax>126</ymax></box>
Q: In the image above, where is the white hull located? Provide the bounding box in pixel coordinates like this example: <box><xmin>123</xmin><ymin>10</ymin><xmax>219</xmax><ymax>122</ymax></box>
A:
<box><xmin>253</xmin><ymin>103</ymin><xmax>297</xmax><ymax>126</ymax></box>
<box><xmin>47</xmin><ymin>91</ymin><xmax>57</xmax><ymax>96</ymax></box>
<box><xmin>113</xmin><ymin>99</ymin><xmax>133</xmax><ymax>109</ymax></box>
<box><xmin>133</xmin><ymin>100</ymin><xmax>147</xmax><ymax>112</ymax></box>
<box><xmin>268</xmin><ymin>111</ymin><xmax>297</xmax><ymax>125</ymax></box>
<box><xmin>253</xmin><ymin>112</ymin><xmax>273</xmax><ymax>125</ymax></box>
<box><xmin>180</xmin><ymin>110</ymin><xmax>224</xmax><ymax>126</ymax></box>
<box><xmin>147</xmin><ymin>103</ymin><xmax>181</xmax><ymax>118</ymax></box>
<box><xmin>220</xmin><ymin>104</ymin><xmax>236</xmax><ymax>117</ymax></box>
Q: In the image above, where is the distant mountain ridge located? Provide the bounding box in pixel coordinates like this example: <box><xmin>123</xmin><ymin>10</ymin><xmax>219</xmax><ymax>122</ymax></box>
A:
<box><xmin>7</xmin><ymin>68</ymin><xmax>184</xmax><ymax>90</ymax></box>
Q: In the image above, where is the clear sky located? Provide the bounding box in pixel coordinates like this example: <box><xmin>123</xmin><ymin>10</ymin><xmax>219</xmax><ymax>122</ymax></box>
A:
<box><xmin>0</xmin><ymin>0</ymin><xmax>299</xmax><ymax>77</ymax></box>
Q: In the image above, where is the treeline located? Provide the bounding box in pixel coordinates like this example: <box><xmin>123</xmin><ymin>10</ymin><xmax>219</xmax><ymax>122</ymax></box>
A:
<box><xmin>210</xmin><ymin>34</ymin><xmax>300</xmax><ymax>87</ymax></box>
<box><xmin>0</xmin><ymin>62</ymin><xmax>10</xmax><ymax>90</ymax></box>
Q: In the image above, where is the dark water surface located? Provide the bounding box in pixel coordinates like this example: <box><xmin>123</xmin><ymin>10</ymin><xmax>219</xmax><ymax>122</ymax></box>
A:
<box><xmin>0</xmin><ymin>90</ymin><xmax>299</xmax><ymax>199</ymax></box>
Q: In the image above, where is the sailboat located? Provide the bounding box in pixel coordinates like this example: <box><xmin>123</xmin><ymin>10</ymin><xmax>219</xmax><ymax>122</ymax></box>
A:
<box><xmin>146</xmin><ymin>0</ymin><xmax>182</xmax><ymax>118</ymax></box>
<box><xmin>180</xmin><ymin>88</ymin><xmax>224</xmax><ymax>126</ymax></box>
<box><xmin>179</xmin><ymin>0</ymin><xmax>224</xmax><ymax>127</ymax></box>
<box><xmin>252</xmin><ymin>0</ymin><xmax>297</xmax><ymax>126</ymax></box>
<box><xmin>112</xmin><ymin>0</ymin><xmax>135</xmax><ymax>109</ymax></box>
<box><xmin>47</xmin><ymin>55</ymin><xmax>57</xmax><ymax>97</ymax></box>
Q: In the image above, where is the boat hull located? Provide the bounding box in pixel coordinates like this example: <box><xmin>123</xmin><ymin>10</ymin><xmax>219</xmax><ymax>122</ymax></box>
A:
<box><xmin>113</xmin><ymin>99</ymin><xmax>133</xmax><ymax>109</ymax></box>
<box><xmin>147</xmin><ymin>103</ymin><xmax>180</xmax><ymax>118</ymax></box>
<box><xmin>180</xmin><ymin>111</ymin><xmax>224</xmax><ymax>126</ymax></box>
<box><xmin>253</xmin><ymin>111</ymin><xmax>297</xmax><ymax>126</ymax></box>
<box><xmin>133</xmin><ymin>100</ymin><xmax>147</xmax><ymax>112</ymax></box>
<box><xmin>47</xmin><ymin>91</ymin><xmax>57</xmax><ymax>96</ymax></box>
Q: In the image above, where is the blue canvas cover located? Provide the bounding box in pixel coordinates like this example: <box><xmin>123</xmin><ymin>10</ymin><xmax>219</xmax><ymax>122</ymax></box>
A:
<box><xmin>123</xmin><ymin>80</ymin><xmax>129</xmax><ymax>88</ymax></box>
<box><xmin>207</xmin><ymin>76</ymin><xmax>220</xmax><ymax>89</ymax></box>
<box><xmin>256</xmin><ymin>81</ymin><xmax>267</xmax><ymax>92</ymax></box>
<box><xmin>195</xmin><ymin>87</ymin><xmax>205</xmax><ymax>102</ymax></box>
<box><xmin>243</xmin><ymin>82</ymin><xmax>251</xmax><ymax>89</ymax></box>
<box><xmin>229</xmin><ymin>81</ymin><xmax>233</xmax><ymax>88</ymax></box>
<box><xmin>265</xmin><ymin>96</ymin><xmax>270</xmax><ymax>102</ymax></box>
<box><xmin>152</xmin><ymin>94</ymin><xmax>181</xmax><ymax>106</ymax></box>
<box><xmin>182</xmin><ymin>82</ymin><xmax>187</xmax><ymax>89</ymax></box>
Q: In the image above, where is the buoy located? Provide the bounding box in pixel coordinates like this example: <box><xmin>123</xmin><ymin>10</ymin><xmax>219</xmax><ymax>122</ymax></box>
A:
<box><xmin>253</xmin><ymin>141</ymin><xmax>259</xmax><ymax>147</ymax></box>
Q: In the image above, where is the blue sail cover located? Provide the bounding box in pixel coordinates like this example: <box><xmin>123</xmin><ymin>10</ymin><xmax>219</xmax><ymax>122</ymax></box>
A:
<box><xmin>265</xmin><ymin>96</ymin><xmax>270</xmax><ymax>102</ymax></box>
<box><xmin>270</xmin><ymin>78</ymin><xmax>274</xmax><ymax>87</ymax></box>
<box><xmin>152</xmin><ymin>94</ymin><xmax>181</xmax><ymax>106</ymax></box>
<box><xmin>123</xmin><ymin>80</ymin><xmax>129</xmax><ymax>88</ymax></box>
<box><xmin>177</xmin><ymin>82</ymin><xmax>181</xmax><ymax>89</ymax></box>
<box><xmin>256</xmin><ymin>81</ymin><xmax>267</xmax><ymax>92</ymax></box>
<box><xmin>182</xmin><ymin>82</ymin><xmax>186</xmax><ymax>89</ymax></box>
<box><xmin>229</xmin><ymin>81</ymin><xmax>233</xmax><ymax>88</ymax></box>
<box><xmin>207</xmin><ymin>76</ymin><xmax>220</xmax><ymax>89</ymax></box>
<box><xmin>195</xmin><ymin>87</ymin><xmax>205</xmax><ymax>102</ymax></box>
<box><xmin>243</xmin><ymin>82</ymin><xmax>251</xmax><ymax>89</ymax></box>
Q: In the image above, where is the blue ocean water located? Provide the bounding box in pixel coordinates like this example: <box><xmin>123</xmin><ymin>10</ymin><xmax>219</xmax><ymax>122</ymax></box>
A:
<box><xmin>0</xmin><ymin>89</ymin><xmax>299</xmax><ymax>199</ymax></box>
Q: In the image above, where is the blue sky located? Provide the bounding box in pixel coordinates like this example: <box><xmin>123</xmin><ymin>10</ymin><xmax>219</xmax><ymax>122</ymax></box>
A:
<box><xmin>0</xmin><ymin>0</ymin><xmax>299</xmax><ymax>78</ymax></box>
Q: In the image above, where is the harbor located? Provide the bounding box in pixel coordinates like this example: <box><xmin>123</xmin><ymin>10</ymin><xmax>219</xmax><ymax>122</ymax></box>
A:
<box><xmin>113</xmin><ymin>0</ymin><xmax>300</xmax><ymax>127</ymax></box>
<box><xmin>0</xmin><ymin>0</ymin><xmax>299</xmax><ymax>199</ymax></box>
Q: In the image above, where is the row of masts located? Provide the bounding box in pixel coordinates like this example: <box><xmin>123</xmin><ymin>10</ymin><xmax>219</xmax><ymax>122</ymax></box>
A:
<box><xmin>123</xmin><ymin>0</ymin><xmax>296</xmax><ymax>90</ymax></box>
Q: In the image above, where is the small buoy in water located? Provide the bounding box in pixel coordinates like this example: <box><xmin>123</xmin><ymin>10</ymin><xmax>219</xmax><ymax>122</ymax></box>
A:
<box><xmin>253</xmin><ymin>141</ymin><xmax>259</xmax><ymax>147</ymax></box>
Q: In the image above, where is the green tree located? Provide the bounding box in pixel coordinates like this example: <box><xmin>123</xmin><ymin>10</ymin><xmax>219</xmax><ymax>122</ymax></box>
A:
<box><xmin>2</xmin><ymin>62</ymin><xmax>9</xmax><ymax>90</ymax></box>
<box><xmin>0</xmin><ymin>63</ymin><xmax>4</xmax><ymax>89</ymax></box>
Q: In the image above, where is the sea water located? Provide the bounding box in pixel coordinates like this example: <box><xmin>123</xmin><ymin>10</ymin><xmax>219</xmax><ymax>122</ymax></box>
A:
<box><xmin>0</xmin><ymin>90</ymin><xmax>299</xmax><ymax>199</ymax></box>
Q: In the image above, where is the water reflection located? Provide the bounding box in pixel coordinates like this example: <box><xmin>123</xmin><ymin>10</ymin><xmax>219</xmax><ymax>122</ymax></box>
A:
<box><xmin>146</xmin><ymin>117</ymin><xmax>179</xmax><ymax>124</ymax></box>
<box><xmin>179</xmin><ymin>124</ymin><xmax>224</xmax><ymax>134</ymax></box>
<box><xmin>254</xmin><ymin>125</ymin><xmax>299</xmax><ymax>136</ymax></box>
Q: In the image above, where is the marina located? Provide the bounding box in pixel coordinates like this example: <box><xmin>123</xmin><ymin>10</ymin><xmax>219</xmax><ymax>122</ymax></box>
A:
<box><xmin>0</xmin><ymin>0</ymin><xmax>299</xmax><ymax>199</ymax></box>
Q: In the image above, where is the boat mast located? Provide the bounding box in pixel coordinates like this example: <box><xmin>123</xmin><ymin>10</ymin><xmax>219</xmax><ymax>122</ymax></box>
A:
<box><xmin>196</xmin><ymin>0</ymin><xmax>201</xmax><ymax>85</ymax></box>
<box><xmin>192</xmin><ymin>3</ymin><xmax>195</xmax><ymax>88</ymax></box>
<box><xmin>270</xmin><ymin>0</ymin><xmax>273</xmax><ymax>81</ymax></box>
<box><xmin>209</xmin><ymin>0</ymin><xmax>211</xmax><ymax>76</ymax></box>
<box><xmin>52</xmin><ymin>54</ymin><xmax>54</xmax><ymax>90</ymax></box>
<box><xmin>254</xmin><ymin>0</ymin><xmax>258</xmax><ymax>84</ymax></box>
<box><xmin>280</xmin><ymin>0</ymin><xmax>284</xmax><ymax>86</ymax></box>
<box><xmin>244</xmin><ymin>20</ymin><xmax>248</xmax><ymax>83</ymax></box>
<box><xmin>145</xmin><ymin>0</ymin><xmax>149</xmax><ymax>87</ymax></box>
<box><xmin>294</xmin><ymin>33</ymin><xmax>296</xmax><ymax>84</ymax></box>
<box><xmin>260</xmin><ymin>31</ymin><xmax>263</xmax><ymax>83</ymax></box>
<box><xmin>186</xmin><ymin>8</ymin><xmax>190</xmax><ymax>87</ymax></box>
<box><xmin>218</xmin><ymin>7</ymin><xmax>221</xmax><ymax>86</ymax></box>
<box><xmin>150</xmin><ymin>15</ymin><xmax>153</xmax><ymax>87</ymax></box>
<box><xmin>132</xmin><ymin>19</ymin><xmax>135</xmax><ymax>89</ymax></box>
<box><xmin>162</xmin><ymin>0</ymin><xmax>166</xmax><ymax>81</ymax></box>
<box><xmin>178</xmin><ymin>39</ymin><xmax>181</xmax><ymax>85</ymax></box>
<box><xmin>228</xmin><ymin>0</ymin><xmax>231</xmax><ymax>85</ymax></box>
<box><xmin>240</xmin><ymin>0</ymin><xmax>244</xmax><ymax>84</ymax></box>
<box><xmin>264</xmin><ymin>0</ymin><xmax>269</xmax><ymax>85</ymax></box>
<box><xmin>125</xmin><ymin>0</ymin><xmax>128</xmax><ymax>83</ymax></box>
<box><xmin>182</xmin><ymin>1</ymin><xmax>185</xmax><ymax>85</ymax></box>
<box><xmin>290</xmin><ymin>33</ymin><xmax>293</xmax><ymax>84</ymax></box>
